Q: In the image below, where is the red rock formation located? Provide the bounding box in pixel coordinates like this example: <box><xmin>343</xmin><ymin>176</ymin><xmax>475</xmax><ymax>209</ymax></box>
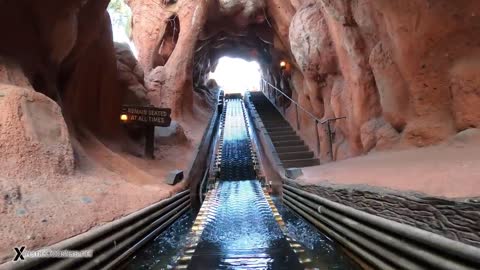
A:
<box><xmin>0</xmin><ymin>0</ymin><xmax>122</xmax><ymax>138</ymax></box>
<box><xmin>285</xmin><ymin>0</ymin><xmax>480</xmax><ymax>159</ymax></box>
<box><xmin>0</xmin><ymin>62</ymin><xmax>73</xmax><ymax>178</ymax></box>
<box><xmin>62</xmin><ymin>11</ymin><xmax>122</xmax><ymax>137</ymax></box>
<box><xmin>0</xmin><ymin>0</ymin><xmax>132</xmax><ymax>181</ymax></box>
<box><xmin>371</xmin><ymin>0</ymin><xmax>480</xmax><ymax>145</ymax></box>
<box><xmin>115</xmin><ymin>43</ymin><xmax>149</xmax><ymax>105</ymax></box>
<box><xmin>0</xmin><ymin>0</ymin><xmax>479</xmax><ymax>262</ymax></box>
<box><xmin>128</xmin><ymin>0</ymin><xmax>211</xmax><ymax>118</ymax></box>
<box><xmin>121</xmin><ymin>0</ymin><xmax>480</xmax><ymax>160</ymax></box>
<box><xmin>0</xmin><ymin>0</ymin><xmax>479</xmax><ymax>165</ymax></box>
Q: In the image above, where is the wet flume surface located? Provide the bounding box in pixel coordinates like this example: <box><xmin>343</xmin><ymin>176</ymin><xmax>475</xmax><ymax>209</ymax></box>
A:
<box><xmin>188</xmin><ymin>180</ymin><xmax>303</xmax><ymax>269</ymax></box>
<box><xmin>121</xmin><ymin>99</ymin><xmax>361</xmax><ymax>269</ymax></box>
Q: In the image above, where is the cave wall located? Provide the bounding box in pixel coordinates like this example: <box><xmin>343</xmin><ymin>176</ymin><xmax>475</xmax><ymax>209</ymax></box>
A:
<box><xmin>0</xmin><ymin>0</ymin><xmax>478</xmax><ymax>163</ymax></box>
<box><xmin>0</xmin><ymin>0</ymin><xmax>122</xmax><ymax>138</ymax></box>
<box><xmin>127</xmin><ymin>0</ymin><xmax>211</xmax><ymax>118</ymax></box>
<box><xmin>125</xmin><ymin>0</ymin><xmax>480</xmax><ymax>160</ymax></box>
<box><xmin>63</xmin><ymin>11</ymin><xmax>122</xmax><ymax>136</ymax></box>
<box><xmin>274</xmin><ymin>0</ymin><xmax>480</xmax><ymax>160</ymax></box>
<box><xmin>0</xmin><ymin>61</ymin><xmax>74</xmax><ymax>178</ymax></box>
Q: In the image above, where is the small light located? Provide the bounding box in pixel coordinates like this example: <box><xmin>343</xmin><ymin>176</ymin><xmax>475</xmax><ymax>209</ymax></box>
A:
<box><xmin>280</xmin><ymin>61</ymin><xmax>287</xmax><ymax>68</ymax></box>
<box><xmin>120</xmin><ymin>114</ymin><xmax>128</xmax><ymax>121</ymax></box>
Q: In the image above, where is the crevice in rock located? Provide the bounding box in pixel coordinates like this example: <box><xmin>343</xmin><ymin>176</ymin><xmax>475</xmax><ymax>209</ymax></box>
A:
<box><xmin>152</xmin><ymin>14</ymin><xmax>180</xmax><ymax>68</ymax></box>
<box><xmin>162</xmin><ymin>0</ymin><xmax>177</xmax><ymax>7</ymax></box>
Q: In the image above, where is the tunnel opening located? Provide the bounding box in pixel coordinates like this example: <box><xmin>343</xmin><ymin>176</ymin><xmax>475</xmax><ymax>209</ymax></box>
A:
<box><xmin>191</xmin><ymin>22</ymin><xmax>277</xmax><ymax>100</ymax></box>
<box><xmin>209</xmin><ymin>56</ymin><xmax>261</xmax><ymax>94</ymax></box>
<box><xmin>108</xmin><ymin>0</ymin><xmax>138</xmax><ymax>57</ymax></box>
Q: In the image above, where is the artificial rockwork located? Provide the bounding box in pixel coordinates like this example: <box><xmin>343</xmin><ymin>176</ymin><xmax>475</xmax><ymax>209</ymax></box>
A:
<box><xmin>285</xmin><ymin>179</ymin><xmax>480</xmax><ymax>248</ymax></box>
<box><xmin>125</xmin><ymin>0</ymin><xmax>480</xmax><ymax>161</ymax></box>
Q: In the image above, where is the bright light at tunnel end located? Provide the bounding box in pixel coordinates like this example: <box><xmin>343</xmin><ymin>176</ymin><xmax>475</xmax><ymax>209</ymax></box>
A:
<box><xmin>209</xmin><ymin>57</ymin><xmax>261</xmax><ymax>95</ymax></box>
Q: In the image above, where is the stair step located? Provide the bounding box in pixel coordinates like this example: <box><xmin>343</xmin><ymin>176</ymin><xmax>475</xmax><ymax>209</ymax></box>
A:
<box><xmin>270</xmin><ymin>135</ymin><xmax>300</xmax><ymax>142</ymax></box>
<box><xmin>265</xmin><ymin>127</ymin><xmax>293</xmax><ymax>134</ymax></box>
<box><xmin>269</xmin><ymin>130</ymin><xmax>297</xmax><ymax>136</ymax></box>
<box><xmin>275</xmin><ymin>145</ymin><xmax>310</xmax><ymax>153</ymax></box>
<box><xmin>266</xmin><ymin>126</ymin><xmax>294</xmax><ymax>132</ymax></box>
<box><xmin>278</xmin><ymin>151</ymin><xmax>314</xmax><ymax>160</ymax></box>
<box><xmin>282</xmin><ymin>158</ymin><xmax>320</xmax><ymax>168</ymax></box>
<box><xmin>260</xmin><ymin>117</ymin><xmax>285</xmax><ymax>121</ymax></box>
<box><xmin>264</xmin><ymin>123</ymin><xmax>289</xmax><ymax>128</ymax></box>
<box><xmin>273</xmin><ymin>140</ymin><xmax>304</xmax><ymax>147</ymax></box>
<box><xmin>248</xmin><ymin>92</ymin><xmax>318</xmax><ymax>168</ymax></box>
<box><xmin>262</xmin><ymin>119</ymin><xmax>286</xmax><ymax>124</ymax></box>
<box><xmin>266</xmin><ymin>126</ymin><xmax>291</xmax><ymax>131</ymax></box>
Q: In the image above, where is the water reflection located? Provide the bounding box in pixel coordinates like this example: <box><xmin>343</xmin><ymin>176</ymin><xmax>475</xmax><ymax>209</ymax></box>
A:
<box><xmin>188</xmin><ymin>181</ymin><xmax>303</xmax><ymax>269</ymax></box>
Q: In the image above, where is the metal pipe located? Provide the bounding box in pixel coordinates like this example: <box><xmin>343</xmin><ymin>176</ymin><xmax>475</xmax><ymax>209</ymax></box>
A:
<box><xmin>268</xmin><ymin>81</ymin><xmax>272</xmax><ymax>99</ymax></box>
<box><xmin>284</xmin><ymin>195</ymin><xmax>427</xmax><ymax>270</ymax></box>
<box><xmin>326</xmin><ymin>121</ymin><xmax>333</xmax><ymax>161</ymax></box>
<box><xmin>283</xmin><ymin>184</ymin><xmax>480</xmax><ymax>265</ymax></box>
<box><xmin>282</xmin><ymin>199</ymin><xmax>395</xmax><ymax>270</ymax></box>
<box><xmin>315</xmin><ymin>120</ymin><xmax>320</xmax><ymax>156</ymax></box>
<box><xmin>145</xmin><ymin>125</ymin><xmax>155</xmax><ymax>159</ymax></box>
<box><xmin>284</xmin><ymin>189</ymin><xmax>476</xmax><ymax>270</ymax></box>
<box><xmin>3</xmin><ymin>190</ymin><xmax>189</xmax><ymax>270</ymax></box>
<box><xmin>100</xmin><ymin>204</ymin><xmax>189</xmax><ymax>270</ymax></box>
<box><xmin>295</xmin><ymin>104</ymin><xmax>300</xmax><ymax>130</ymax></box>
<box><xmin>49</xmin><ymin>198</ymin><xmax>190</xmax><ymax>270</ymax></box>
<box><xmin>199</xmin><ymin>169</ymin><xmax>209</xmax><ymax>204</ymax></box>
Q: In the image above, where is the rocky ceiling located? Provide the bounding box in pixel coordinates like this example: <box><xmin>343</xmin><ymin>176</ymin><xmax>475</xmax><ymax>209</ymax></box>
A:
<box><xmin>192</xmin><ymin>26</ymin><xmax>273</xmax><ymax>89</ymax></box>
<box><xmin>128</xmin><ymin>0</ymin><xmax>293</xmax><ymax>118</ymax></box>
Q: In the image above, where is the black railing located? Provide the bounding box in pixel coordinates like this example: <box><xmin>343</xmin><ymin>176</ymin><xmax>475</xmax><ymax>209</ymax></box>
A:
<box><xmin>261</xmin><ymin>79</ymin><xmax>346</xmax><ymax>161</ymax></box>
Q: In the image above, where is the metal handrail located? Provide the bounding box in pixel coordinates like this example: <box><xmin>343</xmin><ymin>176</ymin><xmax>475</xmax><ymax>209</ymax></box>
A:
<box><xmin>260</xmin><ymin>78</ymin><xmax>346</xmax><ymax>161</ymax></box>
<box><xmin>263</xmin><ymin>79</ymin><xmax>321</xmax><ymax>122</ymax></box>
<box><xmin>261</xmin><ymin>79</ymin><xmax>346</xmax><ymax>124</ymax></box>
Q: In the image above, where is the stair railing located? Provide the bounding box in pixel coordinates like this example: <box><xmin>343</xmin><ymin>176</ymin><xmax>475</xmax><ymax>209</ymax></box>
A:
<box><xmin>260</xmin><ymin>79</ymin><xmax>346</xmax><ymax>161</ymax></box>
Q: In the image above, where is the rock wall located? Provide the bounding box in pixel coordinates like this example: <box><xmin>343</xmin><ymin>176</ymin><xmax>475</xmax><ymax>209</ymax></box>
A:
<box><xmin>0</xmin><ymin>0</ymin><xmax>132</xmax><ymax>179</ymax></box>
<box><xmin>284</xmin><ymin>0</ymin><xmax>480</xmax><ymax>160</ymax></box>
<box><xmin>286</xmin><ymin>179</ymin><xmax>480</xmax><ymax>247</ymax></box>
<box><xmin>127</xmin><ymin>0</ymin><xmax>211</xmax><ymax>118</ymax></box>
<box><xmin>62</xmin><ymin>10</ymin><xmax>122</xmax><ymax>136</ymax></box>
<box><xmin>0</xmin><ymin>0</ymin><xmax>123</xmax><ymax>138</ymax></box>
<box><xmin>0</xmin><ymin>62</ymin><xmax>74</xmax><ymax>178</ymax></box>
<box><xmin>115</xmin><ymin>43</ymin><xmax>149</xmax><ymax>105</ymax></box>
<box><xmin>0</xmin><ymin>0</ymin><xmax>478</xmax><ymax>165</ymax></box>
<box><xmin>126</xmin><ymin>0</ymin><xmax>480</xmax><ymax>160</ymax></box>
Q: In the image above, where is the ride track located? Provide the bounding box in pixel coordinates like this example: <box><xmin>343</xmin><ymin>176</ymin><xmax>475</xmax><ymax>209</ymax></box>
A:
<box><xmin>171</xmin><ymin>97</ymin><xmax>359</xmax><ymax>270</ymax></box>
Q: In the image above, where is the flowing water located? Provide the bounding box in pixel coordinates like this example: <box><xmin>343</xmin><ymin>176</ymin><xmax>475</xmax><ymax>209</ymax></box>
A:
<box><xmin>121</xmin><ymin>98</ymin><xmax>361</xmax><ymax>270</ymax></box>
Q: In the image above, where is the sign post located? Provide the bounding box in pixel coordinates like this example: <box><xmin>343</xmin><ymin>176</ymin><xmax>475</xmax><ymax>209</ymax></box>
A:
<box><xmin>120</xmin><ymin>105</ymin><xmax>172</xmax><ymax>159</ymax></box>
<box><xmin>145</xmin><ymin>125</ymin><xmax>155</xmax><ymax>159</ymax></box>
